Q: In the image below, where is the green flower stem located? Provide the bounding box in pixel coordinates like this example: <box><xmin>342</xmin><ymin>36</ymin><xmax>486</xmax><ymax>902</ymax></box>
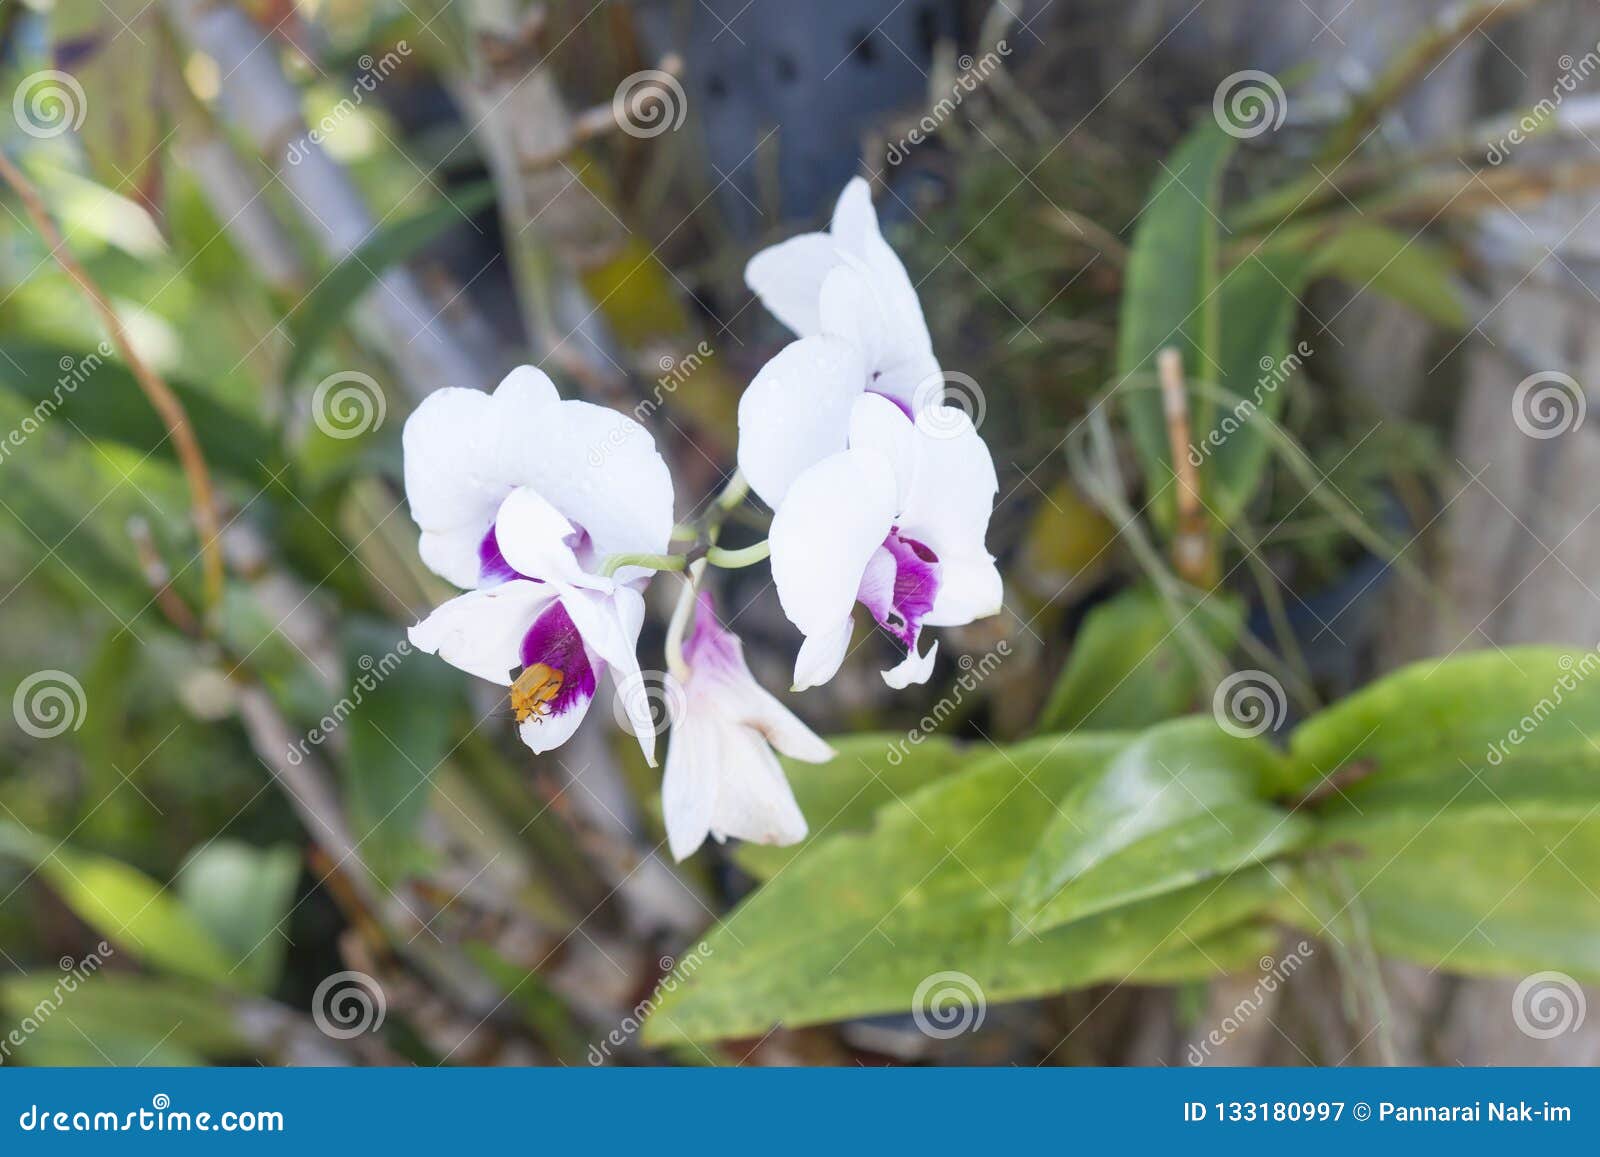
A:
<box><xmin>705</xmin><ymin>540</ymin><xmax>770</xmax><ymax>569</ymax></box>
<box><xmin>599</xmin><ymin>552</ymin><xmax>687</xmax><ymax>577</ymax></box>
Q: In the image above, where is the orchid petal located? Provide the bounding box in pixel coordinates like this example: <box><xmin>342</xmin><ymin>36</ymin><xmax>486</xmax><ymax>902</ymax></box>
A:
<box><xmin>407</xmin><ymin>580</ymin><xmax>555</xmax><ymax>685</ymax></box>
<box><xmin>736</xmin><ymin>336</ymin><xmax>867</xmax><ymax>509</ymax></box>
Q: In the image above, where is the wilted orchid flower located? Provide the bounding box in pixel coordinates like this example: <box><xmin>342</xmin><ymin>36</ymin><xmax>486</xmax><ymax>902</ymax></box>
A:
<box><xmin>662</xmin><ymin>593</ymin><xmax>830</xmax><ymax>861</ymax></box>
<box><xmin>739</xmin><ymin>178</ymin><xmax>1002</xmax><ymax>689</ymax></box>
<box><xmin>402</xmin><ymin>367</ymin><xmax>673</xmax><ymax>763</ymax></box>
<box><xmin>769</xmin><ymin>394</ymin><xmax>1001</xmax><ymax>690</ymax></box>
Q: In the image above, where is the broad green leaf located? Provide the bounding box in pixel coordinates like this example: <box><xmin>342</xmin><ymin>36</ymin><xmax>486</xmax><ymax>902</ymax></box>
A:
<box><xmin>641</xmin><ymin>735</ymin><xmax>1283</xmax><ymax>1044</ymax></box>
<box><xmin>1035</xmin><ymin>586</ymin><xmax>1243</xmax><ymax>732</ymax></box>
<box><xmin>1014</xmin><ymin>718</ymin><xmax>1311</xmax><ymax>933</ymax></box>
<box><xmin>1130</xmin><ymin>919</ymin><xmax>1282</xmax><ymax>985</ymax></box>
<box><xmin>0</xmin><ymin>974</ymin><xmax>250</xmax><ymax>1066</ymax></box>
<box><xmin>1288</xmin><ymin>647</ymin><xmax>1600</xmax><ymax>795</ymax></box>
<box><xmin>733</xmin><ymin>733</ymin><xmax>969</xmax><ymax>879</ymax></box>
<box><xmin>177</xmin><ymin>842</ymin><xmax>301</xmax><ymax>994</ymax></box>
<box><xmin>340</xmin><ymin>619</ymin><xmax>458</xmax><ymax>885</ymax></box>
<box><xmin>0</xmin><ymin>339</ymin><xmax>280</xmax><ymax>485</ymax></box>
<box><xmin>1307</xmin><ymin>223</ymin><xmax>1466</xmax><ymax>330</ymax></box>
<box><xmin>0</xmin><ymin>823</ymin><xmax>234</xmax><ymax>985</ymax></box>
<box><xmin>281</xmin><ymin>180</ymin><xmax>497</xmax><ymax>385</ymax></box>
<box><xmin>1281</xmin><ymin>646</ymin><xmax>1600</xmax><ymax>980</ymax></box>
<box><xmin>1116</xmin><ymin>123</ymin><xmax>1234</xmax><ymax>527</ymax></box>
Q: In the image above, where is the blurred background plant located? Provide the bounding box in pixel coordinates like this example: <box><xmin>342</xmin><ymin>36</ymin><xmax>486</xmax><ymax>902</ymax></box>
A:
<box><xmin>4</xmin><ymin>0</ymin><xmax>1600</xmax><ymax>1067</ymax></box>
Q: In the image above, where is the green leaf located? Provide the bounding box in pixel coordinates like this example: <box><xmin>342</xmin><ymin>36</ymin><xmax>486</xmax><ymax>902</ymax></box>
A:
<box><xmin>176</xmin><ymin>842</ymin><xmax>301</xmax><ymax>994</ymax></box>
<box><xmin>0</xmin><ymin>340</ymin><xmax>281</xmax><ymax>485</ymax></box>
<box><xmin>1288</xmin><ymin>647</ymin><xmax>1600</xmax><ymax>795</ymax></box>
<box><xmin>1014</xmin><ymin>718</ymin><xmax>1312</xmax><ymax>933</ymax></box>
<box><xmin>0</xmin><ymin>823</ymin><xmax>235</xmax><ymax>986</ymax></box>
<box><xmin>1280</xmin><ymin>646</ymin><xmax>1600</xmax><ymax>980</ymax></box>
<box><xmin>1307</xmin><ymin>223</ymin><xmax>1466</xmax><ymax>330</ymax></box>
<box><xmin>1116</xmin><ymin>123</ymin><xmax>1235</xmax><ymax>527</ymax></box>
<box><xmin>0</xmin><ymin>974</ymin><xmax>249</xmax><ymax>1066</ymax></box>
<box><xmin>1035</xmin><ymin>586</ymin><xmax>1243</xmax><ymax>732</ymax></box>
<box><xmin>732</xmin><ymin>733</ymin><xmax>969</xmax><ymax>879</ymax></box>
<box><xmin>281</xmin><ymin>180</ymin><xmax>497</xmax><ymax>385</ymax></box>
<box><xmin>641</xmin><ymin>735</ymin><xmax>1283</xmax><ymax>1044</ymax></box>
<box><xmin>1204</xmin><ymin>248</ymin><xmax>1312</xmax><ymax>521</ymax></box>
<box><xmin>1117</xmin><ymin>122</ymin><xmax>1317</xmax><ymax>524</ymax></box>
<box><xmin>340</xmin><ymin>619</ymin><xmax>458</xmax><ymax>885</ymax></box>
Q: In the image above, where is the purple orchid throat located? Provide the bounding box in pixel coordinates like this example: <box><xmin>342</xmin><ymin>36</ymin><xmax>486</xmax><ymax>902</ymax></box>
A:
<box><xmin>858</xmin><ymin>528</ymin><xmax>939</xmax><ymax>651</ymax></box>
<box><xmin>518</xmin><ymin>601</ymin><xmax>597</xmax><ymax>716</ymax></box>
<box><xmin>867</xmin><ymin>373</ymin><xmax>916</xmax><ymax>421</ymax></box>
<box><xmin>683</xmin><ymin>592</ymin><xmax>742</xmax><ymax>674</ymax></box>
<box><xmin>478</xmin><ymin>525</ymin><xmax>522</xmax><ymax>585</ymax></box>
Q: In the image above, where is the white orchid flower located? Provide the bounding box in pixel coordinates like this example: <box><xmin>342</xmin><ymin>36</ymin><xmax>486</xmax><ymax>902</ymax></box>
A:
<box><xmin>769</xmin><ymin>394</ymin><xmax>1002</xmax><ymax>691</ymax></box>
<box><xmin>738</xmin><ymin>176</ymin><xmax>945</xmax><ymax>508</ymax></box>
<box><xmin>662</xmin><ymin>593</ymin><xmax>831</xmax><ymax>861</ymax></box>
<box><xmin>401</xmin><ymin>366</ymin><xmax>674</xmax><ymax>764</ymax></box>
<box><xmin>739</xmin><ymin>178</ymin><xmax>1002</xmax><ymax>690</ymax></box>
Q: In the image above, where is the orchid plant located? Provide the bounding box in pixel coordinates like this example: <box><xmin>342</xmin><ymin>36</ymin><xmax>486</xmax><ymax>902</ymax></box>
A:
<box><xmin>402</xmin><ymin>179</ymin><xmax>1003</xmax><ymax>860</ymax></box>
